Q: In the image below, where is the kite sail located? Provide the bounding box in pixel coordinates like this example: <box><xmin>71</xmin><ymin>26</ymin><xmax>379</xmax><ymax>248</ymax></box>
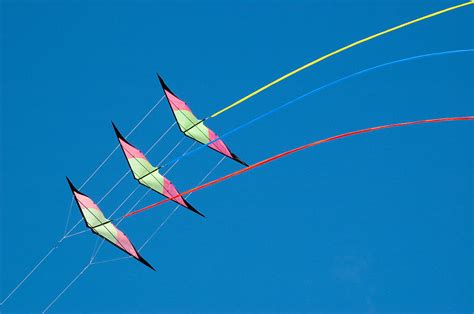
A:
<box><xmin>158</xmin><ymin>74</ymin><xmax>249</xmax><ymax>167</ymax></box>
<box><xmin>66</xmin><ymin>177</ymin><xmax>155</xmax><ymax>270</ymax></box>
<box><xmin>112</xmin><ymin>122</ymin><xmax>205</xmax><ymax>217</ymax></box>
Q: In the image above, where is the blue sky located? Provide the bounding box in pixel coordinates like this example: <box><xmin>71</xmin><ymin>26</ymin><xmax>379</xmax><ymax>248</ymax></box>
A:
<box><xmin>1</xmin><ymin>0</ymin><xmax>473</xmax><ymax>312</ymax></box>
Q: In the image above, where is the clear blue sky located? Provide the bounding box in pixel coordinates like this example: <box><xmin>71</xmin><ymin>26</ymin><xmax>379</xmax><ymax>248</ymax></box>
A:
<box><xmin>1</xmin><ymin>0</ymin><xmax>473</xmax><ymax>312</ymax></box>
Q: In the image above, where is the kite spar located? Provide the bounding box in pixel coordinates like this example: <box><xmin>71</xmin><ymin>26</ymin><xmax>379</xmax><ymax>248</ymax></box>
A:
<box><xmin>112</xmin><ymin>122</ymin><xmax>205</xmax><ymax>217</ymax></box>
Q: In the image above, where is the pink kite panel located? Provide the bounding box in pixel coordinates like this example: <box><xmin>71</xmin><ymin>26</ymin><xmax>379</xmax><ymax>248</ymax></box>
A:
<box><xmin>165</xmin><ymin>89</ymin><xmax>192</xmax><ymax>112</ymax></box>
<box><xmin>208</xmin><ymin>128</ymin><xmax>232</xmax><ymax>158</ymax></box>
<box><xmin>163</xmin><ymin>177</ymin><xmax>187</xmax><ymax>208</ymax></box>
<box><xmin>115</xmin><ymin>230</ymin><xmax>139</xmax><ymax>259</ymax></box>
<box><xmin>119</xmin><ymin>138</ymin><xmax>147</xmax><ymax>160</ymax></box>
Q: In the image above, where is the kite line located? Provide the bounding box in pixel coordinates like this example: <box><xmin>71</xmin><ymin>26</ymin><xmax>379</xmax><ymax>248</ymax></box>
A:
<box><xmin>125</xmin><ymin>116</ymin><xmax>474</xmax><ymax>217</ymax></box>
<box><xmin>157</xmin><ymin>49</ymin><xmax>474</xmax><ymax>169</ymax></box>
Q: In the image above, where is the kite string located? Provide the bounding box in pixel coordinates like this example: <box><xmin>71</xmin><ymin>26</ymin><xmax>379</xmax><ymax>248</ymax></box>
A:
<box><xmin>159</xmin><ymin>49</ymin><xmax>474</xmax><ymax>169</ymax></box>
<box><xmin>0</xmin><ymin>243</ymin><xmax>61</xmax><ymax>307</ymax></box>
<box><xmin>106</xmin><ymin>185</ymin><xmax>141</xmax><ymax>221</ymax></box>
<box><xmin>63</xmin><ymin>200</ymin><xmax>75</xmax><ymax>236</ymax></box>
<box><xmin>41</xmin><ymin>263</ymin><xmax>91</xmax><ymax>314</ymax></box>
<box><xmin>89</xmin><ymin>256</ymin><xmax>130</xmax><ymax>265</ymax></box>
<box><xmin>63</xmin><ymin>229</ymin><xmax>88</xmax><ymax>238</ymax></box>
<box><xmin>145</xmin><ymin>122</ymin><xmax>177</xmax><ymax>155</ymax></box>
<box><xmin>125</xmin><ymin>96</ymin><xmax>166</xmax><ymax>139</ymax></box>
<box><xmin>97</xmin><ymin>170</ymin><xmax>131</xmax><ymax>204</ymax></box>
<box><xmin>126</xmin><ymin>116</ymin><xmax>474</xmax><ymax>217</ymax></box>
<box><xmin>156</xmin><ymin>137</ymin><xmax>184</xmax><ymax>165</ymax></box>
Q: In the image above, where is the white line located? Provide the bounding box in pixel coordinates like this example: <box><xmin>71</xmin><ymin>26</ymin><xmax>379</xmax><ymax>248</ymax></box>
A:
<box><xmin>63</xmin><ymin>229</ymin><xmax>88</xmax><ymax>239</ymax></box>
<box><xmin>108</xmin><ymin>185</ymin><xmax>141</xmax><ymax>218</ymax></box>
<box><xmin>126</xmin><ymin>96</ymin><xmax>164</xmax><ymax>138</ymax></box>
<box><xmin>97</xmin><ymin>170</ymin><xmax>130</xmax><ymax>204</ymax></box>
<box><xmin>0</xmin><ymin>242</ymin><xmax>62</xmax><ymax>306</ymax></box>
<box><xmin>79</xmin><ymin>145</ymin><xmax>120</xmax><ymax>190</ymax></box>
<box><xmin>91</xmin><ymin>256</ymin><xmax>131</xmax><ymax>265</ymax></box>
<box><xmin>41</xmin><ymin>263</ymin><xmax>91</xmax><ymax>313</ymax></box>
<box><xmin>145</xmin><ymin>122</ymin><xmax>177</xmax><ymax>155</ymax></box>
<box><xmin>63</xmin><ymin>200</ymin><xmax>75</xmax><ymax>236</ymax></box>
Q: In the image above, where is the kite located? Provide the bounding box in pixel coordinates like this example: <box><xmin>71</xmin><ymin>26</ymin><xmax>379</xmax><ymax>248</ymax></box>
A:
<box><xmin>158</xmin><ymin>74</ymin><xmax>249</xmax><ymax>167</ymax></box>
<box><xmin>66</xmin><ymin>177</ymin><xmax>155</xmax><ymax>270</ymax></box>
<box><xmin>112</xmin><ymin>122</ymin><xmax>205</xmax><ymax>217</ymax></box>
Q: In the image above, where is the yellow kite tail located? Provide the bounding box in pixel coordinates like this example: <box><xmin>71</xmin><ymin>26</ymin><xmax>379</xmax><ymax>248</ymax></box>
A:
<box><xmin>210</xmin><ymin>1</ymin><xmax>473</xmax><ymax>119</ymax></box>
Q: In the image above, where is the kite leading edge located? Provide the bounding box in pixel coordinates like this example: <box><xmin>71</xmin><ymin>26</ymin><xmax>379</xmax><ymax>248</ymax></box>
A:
<box><xmin>158</xmin><ymin>74</ymin><xmax>249</xmax><ymax>167</ymax></box>
<box><xmin>112</xmin><ymin>122</ymin><xmax>205</xmax><ymax>217</ymax></box>
<box><xmin>66</xmin><ymin>177</ymin><xmax>155</xmax><ymax>270</ymax></box>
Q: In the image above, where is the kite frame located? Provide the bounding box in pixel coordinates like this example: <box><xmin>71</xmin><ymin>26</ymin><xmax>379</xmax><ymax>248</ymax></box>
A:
<box><xmin>67</xmin><ymin>178</ymin><xmax>155</xmax><ymax>270</ymax></box>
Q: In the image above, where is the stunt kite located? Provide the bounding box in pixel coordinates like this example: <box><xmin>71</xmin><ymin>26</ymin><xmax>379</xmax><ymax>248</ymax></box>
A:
<box><xmin>112</xmin><ymin>122</ymin><xmax>205</xmax><ymax>217</ymax></box>
<box><xmin>158</xmin><ymin>74</ymin><xmax>249</xmax><ymax>167</ymax></box>
<box><xmin>67</xmin><ymin>177</ymin><xmax>155</xmax><ymax>270</ymax></box>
